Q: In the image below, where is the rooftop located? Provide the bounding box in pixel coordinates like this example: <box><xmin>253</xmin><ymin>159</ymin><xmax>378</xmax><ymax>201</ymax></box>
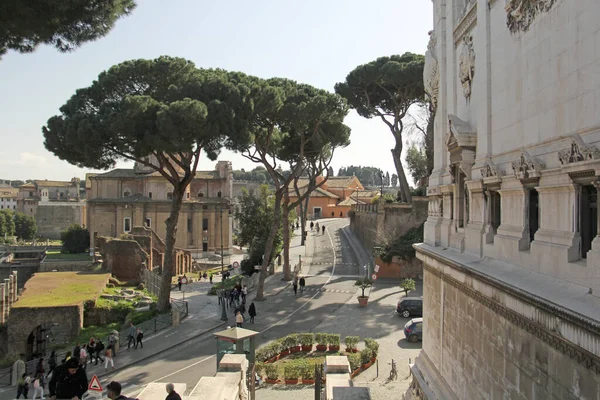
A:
<box><xmin>34</xmin><ymin>179</ymin><xmax>74</xmax><ymax>187</ymax></box>
<box><xmin>93</xmin><ymin>168</ymin><xmax>221</xmax><ymax>180</ymax></box>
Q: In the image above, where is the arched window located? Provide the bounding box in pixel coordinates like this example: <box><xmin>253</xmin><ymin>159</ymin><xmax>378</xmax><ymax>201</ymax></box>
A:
<box><xmin>197</xmin><ymin>192</ymin><xmax>204</xmax><ymax>198</ymax></box>
<box><xmin>167</xmin><ymin>192</ymin><xmax>173</xmax><ymax>200</ymax></box>
<box><xmin>123</xmin><ymin>189</ymin><xmax>131</xmax><ymax>197</ymax></box>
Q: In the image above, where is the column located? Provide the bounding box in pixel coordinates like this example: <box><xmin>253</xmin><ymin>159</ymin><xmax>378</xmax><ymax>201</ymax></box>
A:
<box><xmin>0</xmin><ymin>283</ymin><xmax>6</xmax><ymax>324</ymax></box>
<box><xmin>11</xmin><ymin>271</ymin><xmax>17</xmax><ymax>301</ymax></box>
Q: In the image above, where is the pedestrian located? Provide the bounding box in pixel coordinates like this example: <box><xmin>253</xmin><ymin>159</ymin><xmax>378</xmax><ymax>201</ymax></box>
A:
<box><xmin>16</xmin><ymin>373</ymin><xmax>28</xmax><ymax>399</ymax></box>
<box><xmin>203</xmin><ymin>272</ymin><xmax>208</xmax><ymax>281</ymax></box>
<box><xmin>322</xmin><ymin>225</ymin><xmax>325</xmax><ymax>235</ymax></box>
<box><xmin>47</xmin><ymin>351</ymin><xmax>56</xmax><ymax>379</ymax></box>
<box><xmin>293</xmin><ymin>275</ymin><xmax>298</xmax><ymax>295</ymax></box>
<box><xmin>315</xmin><ymin>222</ymin><xmax>320</xmax><ymax>233</ymax></box>
<box><xmin>107</xmin><ymin>381</ymin><xmax>136</xmax><ymax>400</ymax></box>
<box><xmin>235</xmin><ymin>311</ymin><xmax>243</xmax><ymax>328</ymax></box>
<box><xmin>105</xmin><ymin>345</ymin><xmax>115</xmax><ymax>370</ymax></box>
<box><xmin>79</xmin><ymin>344</ymin><xmax>88</xmax><ymax>370</ymax></box>
<box><xmin>72</xmin><ymin>344</ymin><xmax>81</xmax><ymax>361</ymax></box>
<box><xmin>135</xmin><ymin>327</ymin><xmax>144</xmax><ymax>349</ymax></box>
<box><xmin>299</xmin><ymin>276</ymin><xmax>306</xmax><ymax>293</ymax></box>
<box><xmin>241</xmin><ymin>285</ymin><xmax>247</xmax><ymax>303</ymax></box>
<box><xmin>35</xmin><ymin>357</ymin><xmax>44</xmax><ymax>378</ymax></box>
<box><xmin>108</xmin><ymin>333</ymin><xmax>118</xmax><ymax>357</ymax></box>
<box><xmin>248</xmin><ymin>302</ymin><xmax>257</xmax><ymax>323</ymax></box>
<box><xmin>177</xmin><ymin>277</ymin><xmax>182</xmax><ymax>291</ymax></box>
<box><xmin>50</xmin><ymin>357</ymin><xmax>88</xmax><ymax>400</ymax></box>
<box><xmin>209</xmin><ymin>274</ymin><xmax>213</xmax><ymax>284</ymax></box>
<box><xmin>239</xmin><ymin>302</ymin><xmax>246</xmax><ymax>322</ymax></box>
<box><xmin>165</xmin><ymin>383</ymin><xmax>182</xmax><ymax>400</ymax></box>
<box><xmin>95</xmin><ymin>339</ymin><xmax>105</xmax><ymax>365</ymax></box>
<box><xmin>310</xmin><ymin>221</ymin><xmax>314</xmax><ymax>232</ymax></box>
<box><xmin>32</xmin><ymin>374</ymin><xmax>44</xmax><ymax>400</ymax></box>
<box><xmin>128</xmin><ymin>322</ymin><xmax>136</xmax><ymax>349</ymax></box>
<box><xmin>87</xmin><ymin>338</ymin><xmax>96</xmax><ymax>364</ymax></box>
<box><xmin>217</xmin><ymin>288</ymin><xmax>222</xmax><ymax>305</ymax></box>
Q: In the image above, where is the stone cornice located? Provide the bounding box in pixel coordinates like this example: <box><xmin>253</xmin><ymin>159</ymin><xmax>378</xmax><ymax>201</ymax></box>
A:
<box><xmin>415</xmin><ymin>244</ymin><xmax>600</xmax><ymax>358</ymax></box>
<box><xmin>454</xmin><ymin>2</ymin><xmax>477</xmax><ymax>46</ymax></box>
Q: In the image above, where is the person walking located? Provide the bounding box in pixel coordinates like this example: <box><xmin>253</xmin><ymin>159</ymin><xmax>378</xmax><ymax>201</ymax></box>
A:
<box><xmin>35</xmin><ymin>358</ymin><xmax>44</xmax><ymax>379</ymax></box>
<box><xmin>310</xmin><ymin>221</ymin><xmax>314</xmax><ymax>232</ymax></box>
<box><xmin>248</xmin><ymin>302</ymin><xmax>257</xmax><ymax>323</ymax></box>
<box><xmin>47</xmin><ymin>351</ymin><xmax>56</xmax><ymax>379</ymax></box>
<box><xmin>299</xmin><ymin>276</ymin><xmax>306</xmax><ymax>293</ymax></box>
<box><xmin>293</xmin><ymin>275</ymin><xmax>298</xmax><ymax>295</ymax></box>
<box><xmin>135</xmin><ymin>327</ymin><xmax>144</xmax><ymax>349</ymax></box>
<box><xmin>51</xmin><ymin>358</ymin><xmax>88</xmax><ymax>400</ymax></box>
<box><xmin>31</xmin><ymin>374</ymin><xmax>44</xmax><ymax>400</ymax></box>
<box><xmin>94</xmin><ymin>339</ymin><xmax>105</xmax><ymax>365</ymax></box>
<box><xmin>165</xmin><ymin>383</ymin><xmax>182</xmax><ymax>400</ymax></box>
<box><xmin>322</xmin><ymin>225</ymin><xmax>325</xmax><ymax>235</ymax></box>
<box><xmin>235</xmin><ymin>311</ymin><xmax>243</xmax><ymax>328</ymax></box>
<box><xmin>177</xmin><ymin>277</ymin><xmax>182</xmax><ymax>291</ymax></box>
<box><xmin>127</xmin><ymin>322</ymin><xmax>136</xmax><ymax>349</ymax></box>
<box><xmin>105</xmin><ymin>345</ymin><xmax>115</xmax><ymax>370</ymax></box>
<box><xmin>107</xmin><ymin>381</ymin><xmax>136</xmax><ymax>400</ymax></box>
<box><xmin>79</xmin><ymin>344</ymin><xmax>88</xmax><ymax>370</ymax></box>
<box><xmin>87</xmin><ymin>338</ymin><xmax>96</xmax><ymax>364</ymax></box>
<box><xmin>209</xmin><ymin>274</ymin><xmax>213</xmax><ymax>284</ymax></box>
<box><xmin>241</xmin><ymin>285</ymin><xmax>247</xmax><ymax>303</ymax></box>
<box><xmin>16</xmin><ymin>373</ymin><xmax>28</xmax><ymax>399</ymax></box>
<box><xmin>315</xmin><ymin>222</ymin><xmax>320</xmax><ymax>234</ymax></box>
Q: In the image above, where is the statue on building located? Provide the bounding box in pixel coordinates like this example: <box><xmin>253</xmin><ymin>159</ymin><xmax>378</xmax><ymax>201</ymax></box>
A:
<box><xmin>458</xmin><ymin>34</ymin><xmax>475</xmax><ymax>99</ymax></box>
<box><xmin>424</xmin><ymin>30</ymin><xmax>439</xmax><ymax>113</ymax></box>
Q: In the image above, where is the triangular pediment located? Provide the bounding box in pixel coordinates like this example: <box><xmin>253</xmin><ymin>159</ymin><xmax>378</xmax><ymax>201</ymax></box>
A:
<box><xmin>446</xmin><ymin>114</ymin><xmax>477</xmax><ymax>151</ymax></box>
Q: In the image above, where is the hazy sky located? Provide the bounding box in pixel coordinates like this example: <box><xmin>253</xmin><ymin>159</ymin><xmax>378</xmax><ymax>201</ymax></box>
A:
<box><xmin>0</xmin><ymin>0</ymin><xmax>432</xmax><ymax>183</ymax></box>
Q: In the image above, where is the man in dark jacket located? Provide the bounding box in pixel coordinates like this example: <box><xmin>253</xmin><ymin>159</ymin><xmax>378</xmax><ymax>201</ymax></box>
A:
<box><xmin>165</xmin><ymin>383</ymin><xmax>182</xmax><ymax>400</ymax></box>
<box><xmin>49</xmin><ymin>357</ymin><xmax>88</xmax><ymax>400</ymax></box>
<box><xmin>107</xmin><ymin>381</ymin><xmax>138</xmax><ymax>400</ymax></box>
<box><xmin>95</xmin><ymin>340</ymin><xmax>105</xmax><ymax>365</ymax></box>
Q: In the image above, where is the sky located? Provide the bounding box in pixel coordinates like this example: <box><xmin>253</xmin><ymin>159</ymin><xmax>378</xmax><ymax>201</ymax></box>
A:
<box><xmin>0</xmin><ymin>0</ymin><xmax>432</xmax><ymax>183</ymax></box>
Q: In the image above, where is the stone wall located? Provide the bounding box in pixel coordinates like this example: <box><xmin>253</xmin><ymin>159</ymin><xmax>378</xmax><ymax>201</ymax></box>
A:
<box><xmin>0</xmin><ymin>271</ymin><xmax>18</xmax><ymax>324</ymax></box>
<box><xmin>6</xmin><ymin>305</ymin><xmax>83</xmax><ymax>359</ymax></box>
<box><xmin>99</xmin><ymin>237</ymin><xmax>148</xmax><ymax>284</ymax></box>
<box><xmin>0</xmin><ymin>265</ymin><xmax>34</xmax><ymax>289</ymax></box>
<box><xmin>39</xmin><ymin>260</ymin><xmax>95</xmax><ymax>272</ymax></box>
<box><xmin>413</xmin><ymin>248</ymin><xmax>600</xmax><ymax>400</ymax></box>
<box><xmin>374</xmin><ymin>257</ymin><xmax>423</xmax><ymax>280</ymax></box>
<box><xmin>35</xmin><ymin>202</ymin><xmax>86</xmax><ymax>239</ymax></box>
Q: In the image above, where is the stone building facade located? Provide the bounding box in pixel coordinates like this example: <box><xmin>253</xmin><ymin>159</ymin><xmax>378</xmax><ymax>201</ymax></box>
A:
<box><xmin>412</xmin><ymin>1</ymin><xmax>600</xmax><ymax>399</ymax></box>
<box><xmin>87</xmin><ymin>160</ymin><xmax>233</xmax><ymax>259</ymax></box>
<box><xmin>0</xmin><ymin>183</ymin><xmax>18</xmax><ymax>211</ymax></box>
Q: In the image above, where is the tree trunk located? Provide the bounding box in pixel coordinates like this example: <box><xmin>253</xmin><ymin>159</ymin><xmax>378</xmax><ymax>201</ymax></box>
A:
<box><xmin>301</xmin><ymin>195</ymin><xmax>309</xmax><ymax>243</ymax></box>
<box><xmin>157</xmin><ymin>187</ymin><xmax>184</xmax><ymax>312</ymax></box>
<box><xmin>299</xmin><ymin>198</ymin><xmax>306</xmax><ymax>246</ymax></box>
<box><xmin>282</xmin><ymin>194</ymin><xmax>292</xmax><ymax>281</ymax></box>
<box><xmin>255</xmin><ymin>190</ymin><xmax>283</xmax><ymax>300</ymax></box>
<box><xmin>392</xmin><ymin>141</ymin><xmax>412</xmax><ymax>204</ymax></box>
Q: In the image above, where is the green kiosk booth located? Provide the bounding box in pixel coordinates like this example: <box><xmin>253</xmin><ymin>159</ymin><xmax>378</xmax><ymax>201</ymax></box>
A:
<box><xmin>214</xmin><ymin>327</ymin><xmax>259</xmax><ymax>368</ymax></box>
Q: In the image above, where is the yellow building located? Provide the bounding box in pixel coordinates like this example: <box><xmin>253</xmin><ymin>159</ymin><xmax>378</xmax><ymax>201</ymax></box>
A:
<box><xmin>87</xmin><ymin>159</ymin><xmax>233</xmax><ymax>259</ymax></box>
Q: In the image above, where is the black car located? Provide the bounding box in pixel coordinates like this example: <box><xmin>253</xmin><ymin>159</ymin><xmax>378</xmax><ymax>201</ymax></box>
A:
<box><xmin>404</xmin><ymin>318</ymin><xmax>423</xmax><ymax>342</ymax></box>
<box><xmin>396</xmin><ymin>297</ymin><xmax>422</xmax><ymax>318</ymax></box>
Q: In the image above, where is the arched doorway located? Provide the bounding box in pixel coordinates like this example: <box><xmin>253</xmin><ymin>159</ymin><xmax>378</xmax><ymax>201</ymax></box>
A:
<box><xmin>25</xmin><ymin>323</ymin><xmax>62</xmax><ymax>361</ymax></box>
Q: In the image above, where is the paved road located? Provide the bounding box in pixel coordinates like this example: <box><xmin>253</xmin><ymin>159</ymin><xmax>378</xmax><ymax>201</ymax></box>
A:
<box><xmin>100</xmin><ymin>218</ymin><xmax>360</xmax><ymax>398</ymax></box>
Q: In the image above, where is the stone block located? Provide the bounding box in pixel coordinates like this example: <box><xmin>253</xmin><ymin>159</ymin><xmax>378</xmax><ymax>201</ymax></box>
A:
<box><xmin>136</xmin><ymin>382</ymin><xmax>186</xmax><ymax>400</ymax></box>
<box><xmin>218</xmin><ymin>353</ymin><xmax>248</xmax><ymax>372</ymax></box>
<box><xmin>190</xmin><ymin>376</ymin><xmax>239</xmax><ymax>400</ymax></box>
<box><xmin>325</xmin><ymin>376</ymin><xmax>352</xmax><ymax>400</ymax></box>
<box><xmin>325</xmin><ymin>355</ymin><xmax>351</xmax><ymax>374</ymax></box>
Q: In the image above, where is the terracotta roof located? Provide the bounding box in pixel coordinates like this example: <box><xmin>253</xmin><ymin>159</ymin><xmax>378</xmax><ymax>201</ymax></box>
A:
<box><xmin>93</xmin><ymin>168</ymin><xmax>220</xmax><ymax>180</ymax></box>
<box><xmin>20</xmin><ymin>183</ymin><xmax>36</xmax><ymax>188</ymax></box>
<box><xmin>289</xmin><ymin>185</ymin><xmax>338</xmax><ymax>199</ymax></box>
<box><xmin>324</xmin><ymin>176</ymin><xmax>359</xmax><ymax>188</ymax></box>
<box><xmin>34</xmin><ymin>180</ymin><xmax>74</xmax><ymax>187</ymax></box>
<box><xmin>337</xmin><ymin>197</ymin><xmax>365</xmax><ymax>206</ymax></box>
<box><xmin>356</xmin><ymin>190</ymin><xmax>380</xmax><ymax>197</ymax></box>
<box><xmin>0</xmin><ymin>183</ymin><xmax>11</xmax><ymax>188</ymax></box>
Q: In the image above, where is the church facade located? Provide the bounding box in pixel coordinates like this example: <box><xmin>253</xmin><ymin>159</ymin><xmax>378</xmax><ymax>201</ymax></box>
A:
<box><xmin>412</xmin><ymin>0</ymin><xmax>600</xmax><ymax>399</ymax></box>
<box><xmin>87</xmin><ymin>160</ymin><xmax>233</xmax><ymax>259</ymax></box>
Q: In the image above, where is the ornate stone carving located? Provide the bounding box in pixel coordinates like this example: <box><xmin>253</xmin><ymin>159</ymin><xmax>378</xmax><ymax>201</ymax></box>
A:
<box><xmin>480</xmin><ymin>158</ymin><xmax>502</xmax><ymax>178</ymax></box>
<box><xmin>428</xmin><ymin>196</ymin><xmax>443</xmax><ymax>217</ymax></box>
<box><xmin>423</xmin><ymin>30</ymin><xmax>439</xmax><ymax>113</ymax></box>
<box><xmin>558</xmin><ymin>135</ymin><xmax>600</xmax><ymax>165</ymax></box>
<box><xmin>512</xmin><ymin>150</ymin><xmax>544</xmax><ymax>179</ymax></box>
<box><xmin>458</xmin><ymin>34</ymin><xmax>475</xmax><ymax>99</ymax></box>
<box><xmin>505</xmin><ymin>0</ymin><xmax>558</xmax><ymax>34</ymax></box>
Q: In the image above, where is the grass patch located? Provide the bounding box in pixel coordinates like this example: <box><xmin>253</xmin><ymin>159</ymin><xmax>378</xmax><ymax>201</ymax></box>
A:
<box><xmin>14</xmin><ymin>272</ymin><xmax>109</xmax><ymax>308</ymax></box>
<box><xmin>45</xmin><ymin>250</ymin><xmax>92</xmax><ymax>261</ymax></box>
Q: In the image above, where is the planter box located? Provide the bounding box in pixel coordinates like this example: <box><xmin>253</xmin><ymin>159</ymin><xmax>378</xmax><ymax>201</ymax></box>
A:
<box><xmin>301</xmin><ymin>345</ymin><xmax>313</xmax><ymax>352</ymax></box>
<box><xmin>358</xmin><ymin>296</ymin><xmax>369</xmax><ymax>307</ymax></box>
<box><xmin>351</xmin><ymin>368</ymin><xmax>361</xmax><ymax>378</ymax></box>
<box><xmin>285</xmin><ymin>379</ymin><xmax>299</xmax><ymax>385</ymax></box>
<box><xmin>280</xmin><ymin>349</ymin><xmax>290</xmax><ymax>357</ymax></box>
<box><xmin>370</xmin><ymin>357</ymin><xmax>377</xmax><ymax>363</ymax></box>
<box><xmin>345</xmin><ymin>347</ymin><xmax>357</xmax><ymax>353</ymax></box>
<box><xmin>290</xmin><ymin>346</ymin><xmax>301</xmax><ymax>353</ymax></box>
<box><xmin>301</xmin><ymin>379</ymin><xmax>315</xmax><ymax>384</ymax></box>
<box><xmin>316</xmin><ymin>345</ymin><xmax>328</xmax><ymax>352</ymax></box>
<box><xmin>267</xmin><ymin>356</ymin><xmax>279</xmax><ymax>363</ymax></box>
<box><xmin>362</xmin><ymin>361</ymin><xmax>373</xmax><ymax>369</ymax></box>
<box><xmin>265</xmin><ymin>378</ymin><xmax>279</xmax><ymax>384</ymax></box>
<box><xmin>328</xmin><ymin>345</ymin><xmax>340</xmax><ymax>352</ymax></box>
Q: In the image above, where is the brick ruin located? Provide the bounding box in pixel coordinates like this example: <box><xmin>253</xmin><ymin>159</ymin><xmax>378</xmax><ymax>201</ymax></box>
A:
<box><xmin>0</xmin><ymin>271</ymin><xmax>17</xmax><ymax>324</ymax></box>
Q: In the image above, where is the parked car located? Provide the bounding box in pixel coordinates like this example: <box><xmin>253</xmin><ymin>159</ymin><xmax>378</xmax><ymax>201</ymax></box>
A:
<box><xmin>404</xmin><ymin>318</ymin><xmax>423</xmax><ymax>343</ymax></box>
<box><xmin>396</xmin><ymin>296</ymin><xmax>423</xmax><ymax>318</ymax></box>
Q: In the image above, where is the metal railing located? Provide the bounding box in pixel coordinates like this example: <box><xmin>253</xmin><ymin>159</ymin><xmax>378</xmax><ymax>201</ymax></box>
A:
<box><xmin>170</xmin><ymin>298</ymin><xmax>189</xmax><ymax>319</ymax></box>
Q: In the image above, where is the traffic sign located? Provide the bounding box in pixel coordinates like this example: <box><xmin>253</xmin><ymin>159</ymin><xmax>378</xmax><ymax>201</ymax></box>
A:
<box><xmin>371</xmin><ymin>274</ymin><xmax>378</xmax><ymax>280</ymax></box>
<box><xmin>233</xmin><ymin>261</ymin><xmax>240</xmax><ymax>269</ymax></box>
<box><xmin>88</xmin><ymin>375</ymin><xmax>103</xmax><ymax>392</ymax></box>
<box><xmin>374</xmin><ymin>265</ymin><xmax>380</xmax><ymax>273</ymax></box>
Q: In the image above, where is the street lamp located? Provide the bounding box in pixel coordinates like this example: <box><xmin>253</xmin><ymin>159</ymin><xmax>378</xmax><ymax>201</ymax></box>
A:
<box><xmin>217</xmin><ymin>196</ymin><xmax>231</xmax><ymax>322</ymax></box>
<box><xmin>379</xmin><ymin>170</ymin><xmax>384</xmax><ymax>197</ymax></box>
<box><xmin>355</xmin><ymin>186</ymin><xmax>359</xmax><ymax>209</ymax></box>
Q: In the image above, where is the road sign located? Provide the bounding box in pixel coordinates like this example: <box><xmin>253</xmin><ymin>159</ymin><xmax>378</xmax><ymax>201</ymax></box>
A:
<box><xmin>88</xmin><ymin>375</ymin><xmax>103</xmax><ymax>392</ymax></box>
<box><xmin>233</xmin><ymin>261</ymin><xmax>240</xmax><ymax>269</ymax></box>
<box><xmin>374</xmin><ymin>265</ymin><xmax>380</xmax><ymax>273</ymax></box>
<box><xmin>372</xmin><ymin>274</ymin><xmax>378</xmax><ymax>280</ymax></box>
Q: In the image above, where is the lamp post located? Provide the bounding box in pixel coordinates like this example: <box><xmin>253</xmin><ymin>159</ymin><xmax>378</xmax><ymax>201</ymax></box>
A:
<box><xmin>379</xmin><ymin>170</ymin><xmax>384</xmax><ymax>197</ymax></box>
<box><xmin>218</xmin><ymin>196</ymin><xmax>231</xmax><ymax>322</ymax></box>
<box><xmin>355</xmin><ymin>186</ymin><xmax>359</xmax><ymax>209</ymax></box>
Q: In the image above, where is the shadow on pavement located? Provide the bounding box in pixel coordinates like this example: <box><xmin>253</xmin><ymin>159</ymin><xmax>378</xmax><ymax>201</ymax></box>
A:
<box><xmin>397</xmin><ymin>339</ymin><xmax>422</xmax><ymax>350</ymax></box>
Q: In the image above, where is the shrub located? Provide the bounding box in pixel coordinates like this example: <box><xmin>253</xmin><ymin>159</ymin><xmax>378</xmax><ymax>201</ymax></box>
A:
<box><xmin>255</xmin><ymin>362</ymin><xmax>265</xmax><ymax>377</ymax></box>
<box><xmin>299</xmin><ymin>362</ymin><xmax>315</xmax><ymax>380</ymax></box>
<box><xmin>282</xmin><ymin>334</ymin><xmax>299</xmax><ymax>349</ymax></box>
<box><xmin>328</xmin><ymin>334</ymin><xmax>340</xmax><ymax>347</ymax></box>
<box><xmin>265</xmin><ymin>364</ymin><xmax>280</xmax><ymax>380</ymax></box>
<box><xmin>256</xmin><ymin>347</ymin><xmax>271</xmax><ymax>363</ymax></box>
<box><xmin>379</xmin><ymin>223</ymin><xmax>424</xmax><ymax>263</ymax></box>
<box><xmin>364</xmin><ymin>338</ymin><xmax>379</xmax><ymax>357</ymax></box>
<box><xmin>315</xmin><ymin>333</ymin><xmax>328</xmax><ymax>346</ymax></box>
<box><xmin>360</xmin><ymin>348</ymin><xmax>373</xmax><ymax>365</ymax></box>
<box><xmin>284</xmin><ymin>363</ymin><xmax>300</xmax><ymax>380</ymax></box>
<box><xmin>354</xmin><ymin>278</ymin><xmax>372</xmax><ymax>297</ymax></box>
<box><xmin>298</xmin><ymin>333</ymin><xmax>314</xmax><ymax>346</ymax></box>
<box><xmin>348</xmin><ymin>353</ymin><xmax>362</xmax><ymax>371</ymax></box>
<box><xmin>207</xmin><ymin>277</ymin><xmax>243</xmax><ymax>295</ymax></box>
<box><xmin>344</xmin><ymin>336</ymin><xmax>360</xmax><ymax>349</ymax></box>
<box><xmin>400</xmin><ymin>278</ymin><xmax>416</xmax><ymax>296</ymax></box>
<box><xmin>60</xmin><ymin>224</ymin><xmax>90</xmax><ymax>254</ymax></box>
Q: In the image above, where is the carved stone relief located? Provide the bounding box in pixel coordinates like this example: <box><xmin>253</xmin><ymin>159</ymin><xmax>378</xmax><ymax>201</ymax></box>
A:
<box><xmin>506</xmin><ymin>0</ymin><xmax>558</xmax><ymax>34</ymax></box>
<box><xmin>511</xmin><ymin>150</ymin><xmax>544</xmax><ymax>179</ymax></box>
<box><xmin>480</xmin><ymin>158</ymin><xmax>502</xmax><ymax>178</ymax></box>
<box><xmin>428</xmin><ymin>196</ymin><xmax>443</xmax><ymax>217</ymax></box>
<box><xmin>458</xmin><ymin>34</ymin><xmax>475</xmax><ymax>99</ymax></box>
<box><xmin>423</xmin><ymin>30</ymin><xmax>439</xmax><ymax>113</ymax></box>
<box><xmin>558</xmin><ymin>135</ymin><xmax>600</xmax><ymax>165</ymax></box>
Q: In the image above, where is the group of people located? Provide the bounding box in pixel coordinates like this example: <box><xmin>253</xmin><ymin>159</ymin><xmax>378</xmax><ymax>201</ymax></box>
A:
<box><xmin>309</xmin><ymin>221</ymin><xmax>326</xmax><ymax>235</ymax></box>
<box><xmin>292</xmin><ymin>274</ymin><xmax>307</xmax><ymax>295</ymax></box>
<box><xmin>127</xmin><ymin>322</ymin><xmax>144</xmax><ymax>352</ymax></box>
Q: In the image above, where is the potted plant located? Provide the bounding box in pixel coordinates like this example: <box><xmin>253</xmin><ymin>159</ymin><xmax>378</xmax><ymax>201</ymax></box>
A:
<box><xmin>355</xmin><ymin>278</ymin><xmax>373</xmax><ymax>307</ymax></box>
<box><xmin>265</xmin><ymin>364</ymin><xmax>280</xmax><ymax>384</ymax></box>
<box><xmin>284</xmin><ymin>363</ymin><xmax>300</xmax><ymax>385</ymax></box>
<box><xmin>299</xmin><ymin>362</ymin><xmax>316</xmax><ymax>384</ymax></box>
<box><xmin>286</xmin><ymin>334</ymin><xmax>301</xmax><ymax>353</ymax></box>
<box><xmin>267</xmin><ymin>341</ymin><xmax>282</xmax><ymax>363</ymax></box>
<box><xmin>255</xmin><ymin>362</ymin><xmax>265</xmax><ymax>380</ymax></box>
<box><xmin>348</xmin><ymin>353</ymin><xmax>362</xmax><ymax>377</ymax></box>
<box><xmin>360</xmin><ymin>348</ymin><xmax>374</xmax><ymax>369</ymax></box>
<box><xmin>328</xmin><ymin>334</ymin><xmax>341</xmax><ymax>352</ymax></box>
<box><xmin>364</xmin><ymin>338</ymin><xmax>379</xmax><ymax>362</ymax></box>
<box><xmin>344</xmin><ymin>336</ymin><xmax>360</xmax><ymax>353</ymax></box>
<box><xmin>279</xmin><ymin>337</ymin><xmax>292</xmax><ymax>357</ymax></box>
<box><xmin>299</xmin><ymin>333</ymin><xmax>314</xmax><ymax>352</ymax></box>
<box><xmin>315</xmin><ymin>333</ymin><xmax>328</xmax><ymax>352</ymax></box>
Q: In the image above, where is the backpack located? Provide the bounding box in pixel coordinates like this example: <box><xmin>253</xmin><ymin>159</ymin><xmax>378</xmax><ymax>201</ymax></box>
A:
<box><xmin>33</xmin><ymin>379</ymin><xmax>40</xmax><ymax>389</ymax></box>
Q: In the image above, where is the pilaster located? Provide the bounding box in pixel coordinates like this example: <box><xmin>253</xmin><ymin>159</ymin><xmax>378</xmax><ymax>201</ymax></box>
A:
<box><xmin>440</xmin><ymin>184</ymin><xmax>454</xmax><ymax>247</ymax></box>
<box><xmin>465</xmin><ymin>179</ymin><xmax>485</xmax><ymax>255</ymax></box>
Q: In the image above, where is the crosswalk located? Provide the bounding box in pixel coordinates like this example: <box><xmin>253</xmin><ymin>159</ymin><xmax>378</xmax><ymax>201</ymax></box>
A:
<box><xmin>295</xmin><ymin>287</ymin><xmax>356</xmax><ymax>295</ymax></box>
